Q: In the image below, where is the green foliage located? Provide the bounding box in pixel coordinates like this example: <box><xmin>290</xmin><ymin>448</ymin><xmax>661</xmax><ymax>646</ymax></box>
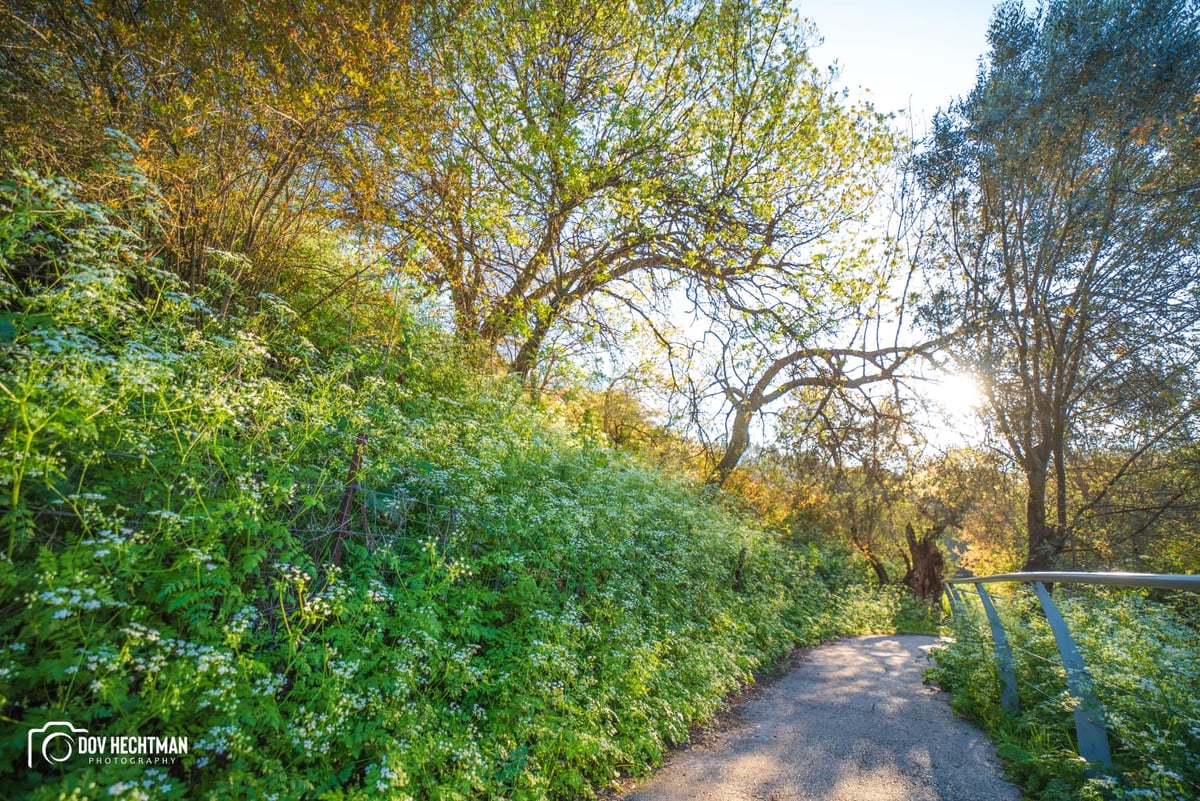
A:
<box><xmin>0</xmin><ymin>169</ymin><xmax>911</xmax><ymax>799</ymax></box>
<box><xmin>838</xmin><ymin>585</ymin><xmax>940</xmax><ymax>636</ymax></box>
<box><xmin>918</xmin><ymin>0</ymin><xmax>1200</xmax><ymax>571</ymax></box>
<box><xmin>401</xmin><ymin>0</ymin><xmax>897</xmax><ymax>381</ymax></box>
<box><xmin>932</xmin><ymin>587</ymin><xmax>1200</xmax><ymax>801</ymax></box>
<box><xmin>2</xmin><ymin>0</ymin><xmax>429</xmax><ymax>290</ymax></box>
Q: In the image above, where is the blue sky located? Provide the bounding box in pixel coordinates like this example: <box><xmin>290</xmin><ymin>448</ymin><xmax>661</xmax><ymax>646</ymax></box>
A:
<box><xmin>799</xmin><ymin>0</ymin><xmax>1004</xmax><ymax>129</ymax></box>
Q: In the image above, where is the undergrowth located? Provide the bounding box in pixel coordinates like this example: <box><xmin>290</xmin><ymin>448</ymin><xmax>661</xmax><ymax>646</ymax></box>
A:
<box><xmin>0</xmin><ymin>168</ymin><xmax>915</xmax><ymax>799</ymax></box>
<box><xmin>931</xmin><ymin>586</ymin><xmax>1200</xmax><ymax>801</ymax></box>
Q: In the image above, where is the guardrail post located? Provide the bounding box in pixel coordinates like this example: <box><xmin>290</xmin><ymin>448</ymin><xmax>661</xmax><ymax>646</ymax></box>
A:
<box><xmin>1031</xmin><ymin>581</ymin><xmax>1112</xmax><ymax>770</ymax></box>
<box><xmin>943</xmin><ymin>583</ymin><xmax>964</xmax><ymax>615</ymax></box>
<box><xmin>974</xmin><ymin>582</ymin><xmax>1019</xmax><ymax>714</ymax></box>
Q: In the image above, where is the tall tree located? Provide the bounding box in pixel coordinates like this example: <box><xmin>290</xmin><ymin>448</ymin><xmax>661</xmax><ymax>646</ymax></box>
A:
<box><xmin>918</xmin><ymin>0</ymin><xmax>1200</xmax><ymax>570</ymax></box>
<box><xmin>1</xmin><ymin>0</ymin><xmax>432</xmax><ymax>291</ymax></box>
<box><xmin>393</xmin><ymin>0</ymin><xmax>894</xmax><ymax>377</ymax></box>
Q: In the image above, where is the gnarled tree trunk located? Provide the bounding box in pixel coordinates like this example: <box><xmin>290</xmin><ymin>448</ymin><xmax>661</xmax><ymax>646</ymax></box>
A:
<box><xmin>902</xmin><ymin>523</ymin><xmax>944</xmax><ymax>602</ymax></box>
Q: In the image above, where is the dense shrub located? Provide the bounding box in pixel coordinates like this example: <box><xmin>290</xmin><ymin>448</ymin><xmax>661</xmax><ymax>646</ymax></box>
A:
<box><xmin>931</xmin><ymin>587</ymin><xmax>1200</xmax><ymax>801</ymax></box>
<box><xmin>0</xmin><ymin>169</ymin><xmax>908</xmax><ymax>799</ymax></box>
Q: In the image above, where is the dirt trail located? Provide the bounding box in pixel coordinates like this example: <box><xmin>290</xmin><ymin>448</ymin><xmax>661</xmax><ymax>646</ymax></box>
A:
<box><xmin>618</xmin><ymin>635</ymin><xmax>1020</xmax><ymax>801</ymax></box>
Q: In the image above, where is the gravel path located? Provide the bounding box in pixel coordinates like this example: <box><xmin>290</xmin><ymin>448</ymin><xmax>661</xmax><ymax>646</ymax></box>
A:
<box><xmin>618</xmin><ymin>635</ymin><xmax>1020</xmax><ymax>801</ymax></box>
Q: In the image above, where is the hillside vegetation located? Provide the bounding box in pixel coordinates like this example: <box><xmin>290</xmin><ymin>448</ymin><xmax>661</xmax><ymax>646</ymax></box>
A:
<box><xmin>0</xmin><ymin>169</ymin><xmax>925</xmax><ymax>799</ymax></box>
<box><xmin>934</xmin><ymin>588</ymin><xmax>1200</xmax><ymax>801</ymax></box>
<box><xmin>4</xmin><ymin>0</ymin><xmax>1198</xmax><ymax>798</ymax></box>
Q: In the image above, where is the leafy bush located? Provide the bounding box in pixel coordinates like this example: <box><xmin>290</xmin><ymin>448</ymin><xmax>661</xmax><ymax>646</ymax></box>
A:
<box><xmin>0</xmin><ymin>169</ymin><xmax>900</xmax><ymax>799</ymax></box>
<box><xmin>932</xmin><ymin>586</ymin><xmax>1200</xmax><ymax>801</ymax></box>
<box><xmin>831</xmin><ymin>585</ymin><xmax>940</xmax><ymax>636</ymax></box>
<box><xmin>790</xmin><ymin>542</ymin><xmax>940</xmax><ymax>637</ymax></box>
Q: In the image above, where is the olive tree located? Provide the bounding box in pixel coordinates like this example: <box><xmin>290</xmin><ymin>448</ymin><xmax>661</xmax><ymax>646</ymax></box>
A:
<box><xmin>917</xmin><ymin>0</ymin><xmax>1200</xmax><ymax>570</ymax></box>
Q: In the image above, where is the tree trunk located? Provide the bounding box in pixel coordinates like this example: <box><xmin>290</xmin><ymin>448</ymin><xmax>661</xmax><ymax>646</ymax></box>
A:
<box><xmin>706</xmin><ymin>403</ymin><xmax>753</xmax><ymax>487</ymax></box>
<box><xmin>902</xmin><ymin>523</ymin><xmax>944</xmax><ymax>601</ymax></box>
<box><xmin>330</xmin><ymin>433</ymin><xmax>367</xmax><ymax>567</ymax></box>
<box><xmin>510</xmin><ymin>317</ymin><xmax>554</xmax><ymax>379</ymax></box>
<box><xmin>1053</xmin><ymin>434</ymin><xmax>1071</xmax><ymax>568</ymax></box>
<box><xmin>1022</xmin><ymin>459</ymin><xmax>1061</xmax><ymax>571</ymax></box>
<box><xmin>851</xmin><ymin>531</ymin><xmax>890</xmax><ymax>585</ymax></box>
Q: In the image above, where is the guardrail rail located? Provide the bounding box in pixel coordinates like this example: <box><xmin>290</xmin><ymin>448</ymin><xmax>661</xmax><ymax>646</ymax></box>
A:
<box><xmin>942</xmin><ymin>571</ymin><xmax>1200</xmax><ymax>771</ymax></box>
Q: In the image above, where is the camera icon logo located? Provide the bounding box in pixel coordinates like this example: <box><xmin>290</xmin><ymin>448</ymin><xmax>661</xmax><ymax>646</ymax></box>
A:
<box><xmin>27</xmin><ymin>721</ymin><xmax>89</xmax><ymax>768</ymax></box>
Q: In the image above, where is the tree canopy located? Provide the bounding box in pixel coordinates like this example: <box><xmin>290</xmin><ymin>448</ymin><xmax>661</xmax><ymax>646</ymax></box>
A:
<box><xmin>2</xmin><ymin>0</ymin><xmax>433</xmax><ymax>289</ymax></box>
<box><xmin>391</xmin><ymin>0</ymin><xmax>899</xmax><ymax>382</ymax></box>
<box><xmin>918</xmin><ymin>0</ymin><xmax>1200</xmax><ymax>570</ymax></box>
<box><xmin>6</xmin><ymin>0</ymin><xmax>1200</xmax><ymax>574</ymax></box>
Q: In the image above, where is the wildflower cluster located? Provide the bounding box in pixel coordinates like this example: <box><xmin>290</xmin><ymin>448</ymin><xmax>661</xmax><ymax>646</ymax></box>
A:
<box><xmin>933</xmin><ymin>588</ymin><xmax>1200</xmax><ymax>800</ymax></box>
<box><xmin>0</xmin><ymin>169</ymin><xmax>863</xmax><ymax>800</ymax></box>
<box><xmin>36</xmin><ymin>586</ymin><xmax>128</xmax><ymax>619</ymax></box>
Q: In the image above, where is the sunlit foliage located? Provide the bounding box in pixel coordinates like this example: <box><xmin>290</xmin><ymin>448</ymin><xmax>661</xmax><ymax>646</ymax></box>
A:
<box><xmin>0</xmin><ymin>167</ymin><xmax>916</xmax><ymax>799</ymax></box>
<box><xmin>934</xmin><ymin>587</ymin><xmax>1200</xmax><ymax>800</ymax></box>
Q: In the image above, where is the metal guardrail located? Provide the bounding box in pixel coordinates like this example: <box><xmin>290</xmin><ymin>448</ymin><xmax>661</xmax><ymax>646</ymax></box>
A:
<box><xmin>943</xmin><ymin>571</ymin><xmax>1199</xmax><ymax>772</ymax></box>
<box><xmin>947</xmin><ymin>571</ymin><xmax>1200</xmax><ymax>591</ymax></box>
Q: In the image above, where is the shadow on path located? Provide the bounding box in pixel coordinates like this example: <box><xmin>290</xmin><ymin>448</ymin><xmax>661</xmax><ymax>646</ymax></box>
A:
<box><xmin>618</xmin><ymin>635</ymin><xmax>1019</xmax><ymax>801</ymax></box>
